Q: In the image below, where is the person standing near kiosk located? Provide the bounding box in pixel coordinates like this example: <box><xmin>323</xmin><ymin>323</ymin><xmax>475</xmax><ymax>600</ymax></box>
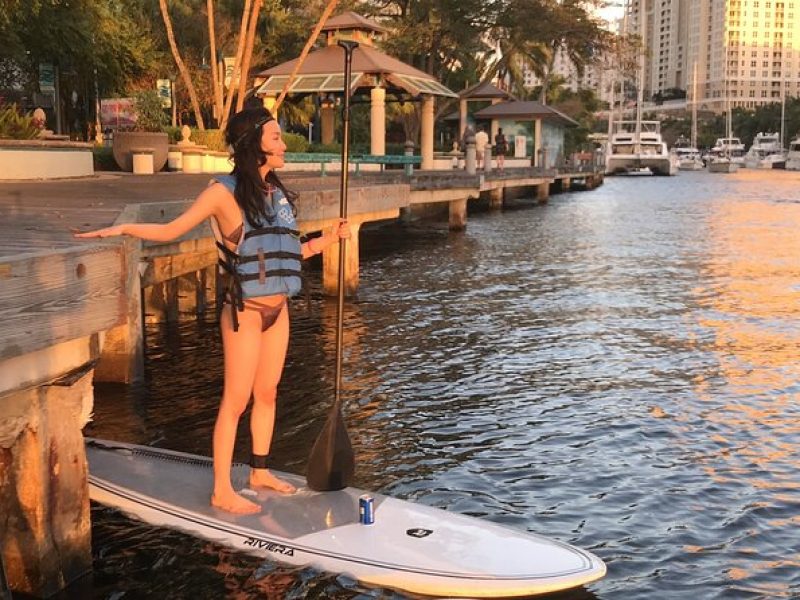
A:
<box><xmin>494</xmin><ymin>128</ymin><xmax>507</xmax><ymax>171</ymax></box>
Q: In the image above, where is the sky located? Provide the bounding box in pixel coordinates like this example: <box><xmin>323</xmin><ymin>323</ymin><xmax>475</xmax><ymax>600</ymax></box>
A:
<box><xmin>596</xmin><ymin>1</ymin><xmax>625</xmax><ymax>27</ymax></box>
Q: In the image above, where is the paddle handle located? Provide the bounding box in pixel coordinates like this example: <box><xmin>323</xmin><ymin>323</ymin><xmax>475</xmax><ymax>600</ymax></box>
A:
<box><xmin>334</xmin><ymin>40</ymin><xmax>358</xmax><ymax>410</ymax></box>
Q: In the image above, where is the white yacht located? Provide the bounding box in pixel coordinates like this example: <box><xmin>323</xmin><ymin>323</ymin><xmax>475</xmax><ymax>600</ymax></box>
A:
<box><xmin>671</xmin><ymin>135</ymin><xmax>703</xmax><ymax>171</ymax></box>
<box><xmin>743</xmin><ymin>132</ymin><xmax>786</xmax><ymax>169</ymax></box>
<box><xmin>785</xmin><ymin>135</ymin><xmax>800</xmax><ymax>170</ymax></box>
<box><xmin>606</xmin><ymin>120</ymin><xmax>677</xmax><ymax>176</ymax></box>
<box><xmin>707</xmin><ymin>154</ymin><xmax>739</xmax><ymax>173</ymax></box>
<box><xmin>706</xmin><ymin>137</ymin><xmax>746</xmax><ymax>165</ymax></box>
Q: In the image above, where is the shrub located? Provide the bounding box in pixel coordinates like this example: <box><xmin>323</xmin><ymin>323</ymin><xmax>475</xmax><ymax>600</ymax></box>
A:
<box><xmin>131</xmin><ymin>90</ymin><xmax>169</xmax><ymax>132</ymax></box>
<box><xmin>283</xmin><ymin>132</ymin><xmax>308</xmax><ymax>153</ymax></box>
<box><xmin>0</xmin><ymin>104</ymin><xmax>40</xmax><ymax>140</ymax></box>
<box><xmin>192</xmin><ymin>129</ymin><xmax>226</xmax><ymax>152</ymax></box>
<box><xmin>93</xmin><ymin>146</ymin><xmax>121</xmax><ymax>171</ymax></box>
<box><xmin>308</xmin><ymin>142</ymin><xmax>342</xmax><ymax>154</ymax></box>
<box><xmin>164</xmin><ymin>126</ymin><xmax>182</xmax><ymax>144</ymax></box>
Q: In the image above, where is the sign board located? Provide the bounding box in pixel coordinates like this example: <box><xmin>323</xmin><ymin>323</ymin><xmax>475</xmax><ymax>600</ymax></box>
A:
<box><xmin>223</xmin><ymin>57</ymin><xmax>238</xmax><ymax>89</ymax></box>
<box><xmin>100</xmin><ymin>98</ymin><xmax>137</xmax><ymax>130</ymax></box>
<box><xmin>157</xmin><ymin>79</ymin><xmax>172</xmax><ymax>109</ymax></box>
<box><xmin>39</xmin><ymin>63</ymin><xmax>55</xmax><ymax>93</ymax></box>
<box><xmin>514</xmin><ymin>135</ymin><xmax>527</xmax><ymax>158</ymax></box>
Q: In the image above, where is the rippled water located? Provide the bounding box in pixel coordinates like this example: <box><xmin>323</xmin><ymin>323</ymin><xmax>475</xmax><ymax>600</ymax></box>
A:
<box><xmin>84</xmin><ymin>170</ymin><xmax>800</xmax><ymax>599</ymax></box>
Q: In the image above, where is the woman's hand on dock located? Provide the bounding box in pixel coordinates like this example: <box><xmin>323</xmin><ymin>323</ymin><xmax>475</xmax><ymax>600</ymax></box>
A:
<box><xmin>72</xmin><ymin>225</ymin><xmax>126</xmax><ymax>239</ymax></box>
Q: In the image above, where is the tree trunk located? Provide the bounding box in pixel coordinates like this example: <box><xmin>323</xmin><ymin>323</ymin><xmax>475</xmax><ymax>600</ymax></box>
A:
<box><xmin>236</xmin><ymin>0</ymin><xmax>264</xmax><ymax>112</ymax></box>
<box><xmin>220</xmin><ymin>0</ymin><xmax>252</xmax><ymax>131</ymax></box>
<box><xmin>207</xmin><ymin>0</ymin><xmax>223</xmax><ymax>126</ymax></box>
<box><xmin>159</xmin><ymin>0</ymin><xmax>205</xmax><ymax>130</ymax></box>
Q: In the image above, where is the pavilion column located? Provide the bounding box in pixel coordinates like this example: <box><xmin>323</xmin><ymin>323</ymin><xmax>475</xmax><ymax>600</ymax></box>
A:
<box><xmin>534</xmin><ymin>118</ymin><xmax>542</xmax><ymax>167</ymax></box>
<box><xmin>420</xmin><ymin>94</ymin><xmax>434</xmax><ymax>170</ymax></box>
<box><xmin>459</xmin><ymin>98</ymin><xmax>468</xmax><ymax>138</ymax></box>
<box><xmin>321</xmin><ymin>101</ymin><xmax>335</xmax><ymax>145</ymax></box>
<box><xmin>370</xmin><ymin>86</ymin><xmax>386</xmax><ymax>156</ymax></box>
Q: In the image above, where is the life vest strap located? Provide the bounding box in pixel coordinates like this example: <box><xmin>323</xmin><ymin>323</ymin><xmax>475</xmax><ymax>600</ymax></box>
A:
<box><xmin>244</xmin><ymin>226</ymin><xmax>300</xmax><ymax>239</ymax></box>
<box><xmin>239</xmin><ymin>269</ymin><xmax>302</xmax><ymax>282</ymax></box>
<box><xmin>238</xmin><ymin>251</ymin><xmax>302</xmax><ymax>264</ymax></box>
<box><xmin>215</xmin><ymin>241</ymin><xmax>240</xmax><ymax>260</ymax></box>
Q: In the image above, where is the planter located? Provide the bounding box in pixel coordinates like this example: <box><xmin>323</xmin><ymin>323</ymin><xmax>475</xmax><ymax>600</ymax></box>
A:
<box><xmin>112</xmin><ymin>131</ymin><xmax>169</xmax><ymax>172</ymax></box>
<box><xmin>0</xmin><ymin>139</ymin><xmax>94</xmax><ymax>180</ymax></box>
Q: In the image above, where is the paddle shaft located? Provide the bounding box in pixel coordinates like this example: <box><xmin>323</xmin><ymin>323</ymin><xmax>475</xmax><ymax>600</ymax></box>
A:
<box><xmin>334</xmin><ymin>40</ymin><xmax>358</xmax><ymax>410</ymax></box>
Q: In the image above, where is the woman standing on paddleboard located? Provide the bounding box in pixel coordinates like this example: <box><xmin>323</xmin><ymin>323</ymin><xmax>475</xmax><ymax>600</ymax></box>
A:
<box><xmin>76</xmin><ymin>106</ymin><xmax>350</xmax><ymax>514</ymax></box>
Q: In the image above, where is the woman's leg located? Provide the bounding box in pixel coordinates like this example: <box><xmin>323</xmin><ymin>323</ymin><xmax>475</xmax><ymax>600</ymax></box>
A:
<box><xmin>249</xmin><ymin>303</ymin><xmax>295</xmax><ymax>492</ymax></box>
<box><xmin>212</xmin><ymin>306</ymin><xmax>264</xmax><ymax>513</ymax></box>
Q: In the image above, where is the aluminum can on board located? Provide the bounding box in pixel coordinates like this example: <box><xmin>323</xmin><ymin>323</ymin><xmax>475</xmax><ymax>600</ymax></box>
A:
<box><xmin>359</xmin><ymin>494</ymin><xmax>375</xmax><ymax>525</ymax></box>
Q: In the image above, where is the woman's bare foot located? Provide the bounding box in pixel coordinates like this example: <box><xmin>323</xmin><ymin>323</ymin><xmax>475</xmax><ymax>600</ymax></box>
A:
<box><xmin>250</xmin><ymin>469</ymin><xmax>296</xmax><ymax>493</ymax></box>
<box><xmin>211</xmin><ymin>489</ymin><xmax>261</xmax><ymax>514</ymax></box>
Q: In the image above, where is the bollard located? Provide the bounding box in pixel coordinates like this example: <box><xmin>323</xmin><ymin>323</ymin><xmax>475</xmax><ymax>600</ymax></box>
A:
<box><xmin>404</xmin><ymin>140</ymin><xmax>415</xmax><ymax>176</ymax></box>
<box><xmin>131</xmin><ymin>148</ymin><xmax>155</xmax><ymax>175</ymax></box>
<box><xmin>182</xmin><ymin>148</ymin><xmax>203</xmax><ymax>173</ymax></box>
<box><xmin>167</xmin><ymin>148</ymin><xmax>183</xmax><ymax>171</ymax></box>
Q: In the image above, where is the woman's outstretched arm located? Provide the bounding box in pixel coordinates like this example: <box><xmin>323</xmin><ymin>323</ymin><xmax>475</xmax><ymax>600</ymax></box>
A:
<box><xmin>74</xmin><ymin>185</ymin><xmax>224</xmax><ymax>242</ymax></box>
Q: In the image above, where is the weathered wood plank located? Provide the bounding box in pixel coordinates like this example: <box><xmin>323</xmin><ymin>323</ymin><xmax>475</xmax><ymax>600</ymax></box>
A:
<box><xmin>141</xmin><ymin>249</ymin><xmax>217</xmax><ymax>288</ymax></box>
<box><xmin>0</xmin><ymin>246</ymin><xmax>126</xmax><ymax>360</ymax></box>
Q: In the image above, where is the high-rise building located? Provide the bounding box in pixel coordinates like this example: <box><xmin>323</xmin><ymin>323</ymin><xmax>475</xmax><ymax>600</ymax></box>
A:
<box><xmin>629</xmin><ymin>0</ymin><xmax>799</xmax><ymax>112</ymax></box>
<box><xmin>520</xmin><ymin>48</ymin><xmax>616</xmax><ymax>105</ymax></box>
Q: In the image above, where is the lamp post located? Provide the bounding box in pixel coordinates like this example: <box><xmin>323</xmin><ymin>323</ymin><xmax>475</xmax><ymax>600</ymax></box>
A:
<box><xmin>169</xmin><ymin>75</ymin><xmax>177</xmax><ymax>127</ymax></box>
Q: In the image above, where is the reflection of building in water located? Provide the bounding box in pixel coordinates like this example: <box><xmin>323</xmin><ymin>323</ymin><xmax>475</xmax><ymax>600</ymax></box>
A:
<box><xmin>693</xmin><ymin>194</ymin><xmax>800</xmax><ymax>473</ymax></box>
<box><xmin>688</xmin><ymin>192</ymin><xmax>800</xmax><ymax>586</ymax></box>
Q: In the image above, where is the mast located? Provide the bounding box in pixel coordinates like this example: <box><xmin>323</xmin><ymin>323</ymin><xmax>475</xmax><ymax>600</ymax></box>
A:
<box><xmin>608</xmin><ymin>4</ymin><xmax>628</xmax><ymax>147</ymax></box>
<box><xmin>635</xmin><ymin>0</ymin><xmax>645</xmax><ymax>149</ymax></box>
<box><xmin>781</xmin><ymin>73</ymin><xmax>786</xmax><ymax>150</ymax></box>
<box><xmin>725</xmin><ymin>74</ymin><xmax>731</xmax><ymax>159</ymax></box>
<box><xmin>691</xmin><ymin>61</ymin><xmax>698</xmax><ymax>149</ymax></box>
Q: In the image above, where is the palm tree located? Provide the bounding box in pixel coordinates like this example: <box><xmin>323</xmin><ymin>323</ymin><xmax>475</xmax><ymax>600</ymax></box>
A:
<box><xmin>159</xmin><ymin>0</ymin><xmax>205</xmax><ymax>129</ymax></box>
<box><xmin>207</xmin><ymin>0</ymin><xmax>224</xmax><ymax>125</ymax></box>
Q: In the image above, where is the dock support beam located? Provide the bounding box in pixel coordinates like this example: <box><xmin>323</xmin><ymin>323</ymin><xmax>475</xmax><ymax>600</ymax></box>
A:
<box><xmin>489</xmin><ymin>188</ymin><xmax>503</xmax><ymax>210</ymax></box>
<box><xmin>94</xmin><ymin>237</ymin><xmax>144</xmax><ymax>383</ymax></box>
<box><xmin>323</xmin><ymin>221</ymin><xmax>362</xmax><ymax>296</ymax></box>
<box><xmin>536</xmin><ymin>182</ymin><xmax>550</xmax><ymax>202</ymax></box>
<box><xmin>1</xmin><ymin>366</ymin><xmax>94</xmax><ymax>598</ymax></box>
<box><xmin>449</xmin><ymin>198</ymin><xmax>467</xmax><ymax>231</ymax></box>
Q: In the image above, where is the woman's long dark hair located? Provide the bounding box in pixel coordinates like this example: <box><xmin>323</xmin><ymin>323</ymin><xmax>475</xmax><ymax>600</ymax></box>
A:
<box><xmin>225</xmin><ymin>106</ymin><xmax>297</xmax><ymax>227</ymax></box>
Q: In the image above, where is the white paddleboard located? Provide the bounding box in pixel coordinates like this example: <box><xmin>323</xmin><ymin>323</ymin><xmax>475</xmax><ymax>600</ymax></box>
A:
<box><xmin>86</xmin><ymin>438</ymin><xmax>606</xmax><ymax>597</ymax></box>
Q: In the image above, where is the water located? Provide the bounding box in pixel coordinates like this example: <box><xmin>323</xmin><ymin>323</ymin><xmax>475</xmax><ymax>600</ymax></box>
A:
<box><xmin>84</xmin><ymin>170</ymin><xmax>800</xmax><ymax>599</ymax></box>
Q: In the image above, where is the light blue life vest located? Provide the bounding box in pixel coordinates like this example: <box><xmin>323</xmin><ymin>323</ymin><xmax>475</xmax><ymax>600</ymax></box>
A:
<box><xmin>212</xmin><ymin>175</ymin><xmax>302</xmax><ymax>319</ymax></box>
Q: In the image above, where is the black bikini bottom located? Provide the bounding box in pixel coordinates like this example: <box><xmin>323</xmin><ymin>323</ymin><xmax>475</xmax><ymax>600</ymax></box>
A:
<box><xmin>225</xmin><ymin>297</ymin><xmax>286</xmax><ymax>332</ymax></box>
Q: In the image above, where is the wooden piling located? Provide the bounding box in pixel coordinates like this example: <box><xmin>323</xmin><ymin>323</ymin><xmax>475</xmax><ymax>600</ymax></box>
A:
<box><xmin>323</xmin><ymin>221</ymin><xmax>362</xmax><ymax>296</ymax></box>
<box><xmin>449</xmin><ymin>198</ymin><xmax>468</xmax><ymax>230</ymax></box>
<box><xmin>489</xmin><ymin>187</ymin><xmax>504</xmax><ymax>210</ymax></box>
<box><xmin>1</xmin><ymin>365</ymin><xmax>94</xmax><ymax>598</ymax></box>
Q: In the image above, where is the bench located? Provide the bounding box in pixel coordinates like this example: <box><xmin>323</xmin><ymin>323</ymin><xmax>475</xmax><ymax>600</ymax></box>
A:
<box><xmin>283</xmin><ymin>153</ymin><xmax>422</xmax><ymax>176</ymax></box>
<box><xmin>284</xmin><ymin>152</ymin><xmax>341</xmax><ymax>175</ymax></box>
<box><xmin>352</xmin><ymin>154</ymin><xmax>422</xmax><ymax>175</ymax></box>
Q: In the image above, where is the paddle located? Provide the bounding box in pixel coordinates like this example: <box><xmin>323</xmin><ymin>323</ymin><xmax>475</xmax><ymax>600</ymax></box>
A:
<box><xmin>306</xmin><ymin>40</ymin><xmax>359</xmax><ymax>492</ymax></box>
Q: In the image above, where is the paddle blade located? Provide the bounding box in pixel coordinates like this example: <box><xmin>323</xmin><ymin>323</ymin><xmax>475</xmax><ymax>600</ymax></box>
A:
<box><xmin>306</xmin><ymin>405</ymin><xmax>355</xmax><ymax>491</ymax></box>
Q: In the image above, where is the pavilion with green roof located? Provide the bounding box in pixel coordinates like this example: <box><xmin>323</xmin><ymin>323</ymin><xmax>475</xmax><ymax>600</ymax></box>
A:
<box><xmin>254</xmin><ymin>11</ymin><xmax>457</xmax><ymax>169</ymax></box>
